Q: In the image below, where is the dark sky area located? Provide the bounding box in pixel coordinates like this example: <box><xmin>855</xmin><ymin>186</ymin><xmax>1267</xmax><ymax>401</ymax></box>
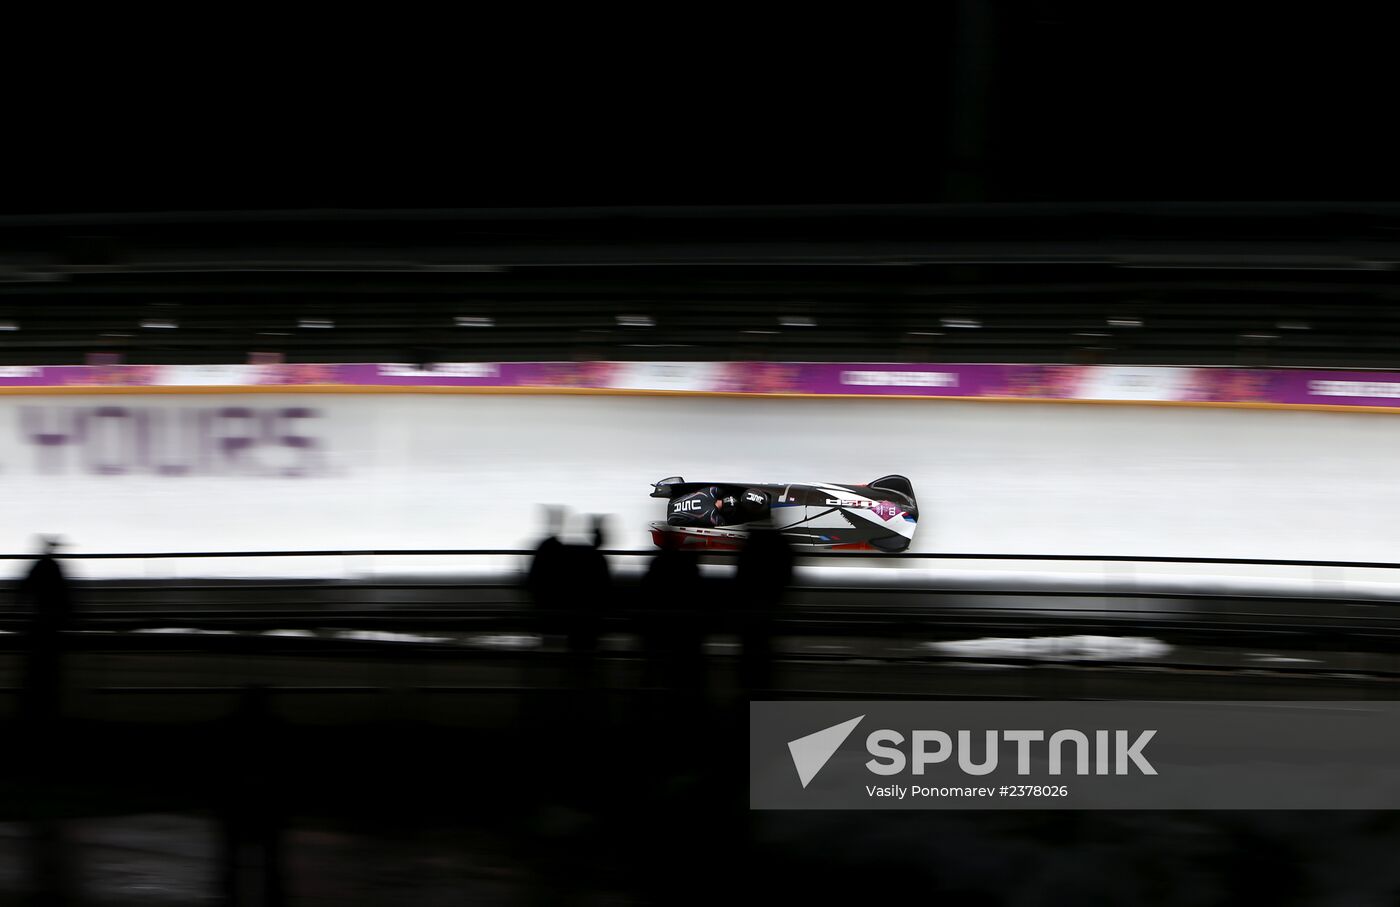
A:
<box><xmin>6</xmin><ymin>6</ymin><xmax>1396</xmax><ymax>213</ymax></box>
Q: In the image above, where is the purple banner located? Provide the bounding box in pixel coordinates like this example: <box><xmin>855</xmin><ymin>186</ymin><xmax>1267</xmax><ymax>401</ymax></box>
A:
<box><xmin>1268</xmin><ymin>370</ymin><xmax>1400</xmax><ymax>408</ymax></box>
<box><xmin>4</xmin><ymin>361</ymin><xmax>1400</xmax><ymax>410</ymax></box>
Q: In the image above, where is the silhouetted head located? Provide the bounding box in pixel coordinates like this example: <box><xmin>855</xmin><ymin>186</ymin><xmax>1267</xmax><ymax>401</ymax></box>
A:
<box><xmin>37</xmin><ymin>535</ymin><xmax>62</xmax><ymax>555</ymax></box>
<box><xmin>590</xmin><ymin>514</ymin><xmax>608</xmax><ymax>549</ymax></box>
<box><xmin>542</xmin><ymin>506</ymin><xmax>566</xmax><ymax>537</ymax></box>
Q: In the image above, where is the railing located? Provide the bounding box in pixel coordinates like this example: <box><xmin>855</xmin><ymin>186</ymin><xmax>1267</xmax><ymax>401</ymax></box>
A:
<box><xmin>5</xmin><ymin>546</ymin><xmax>1400</xmax><ymax>684</ymax></box>
<box><xmin>5</xmin><ymin>549</ymin><xmax>1400</xmax><ymax>605</ymax></box>
<box><xmin>1</xmin><ymin>548</ymin><xmax>1399</xmax><ymax>570</ymax></box>
<box><xmin>0</xmin><ymin>546</ymin><xmax>1395</xmax><ymax>629</ymax></box>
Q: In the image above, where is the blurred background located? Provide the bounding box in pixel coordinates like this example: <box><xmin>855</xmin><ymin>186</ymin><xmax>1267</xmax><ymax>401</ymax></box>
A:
<box><xmin>6</xmin><ymin>4</ymin><xmax>1400</xmax><ymax>904</ymax></box>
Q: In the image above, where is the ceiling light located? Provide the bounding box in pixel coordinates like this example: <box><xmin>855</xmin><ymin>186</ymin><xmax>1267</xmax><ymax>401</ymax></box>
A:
<box><xmin>941</xmin><ymin>317</ymin><xmax>981</xmax><ymax>329</ymax></box>
<box><xmin>455</xmin><ymin>316</ymin><xmax>494</xmax><ymax>328</ymax></box>
<box><xmin>298</xmin><ymin>318</ymin><xmax>334</xmax><ymax>329</ymax></box>
<box><xmin>780</xmin><ymin>316</ymin><xmax>815</xmax><ymax>327</ymax></box>
<box><xmin>1107</xmin><ymin>317</ymin><xmax>1142</xmax><ymax>328</ymax></box>
<box><xmin>1276</xmin><ymin>321</ymin><xmax>1310</xmax><ymax>331</ymax></box>
<box><xmin>0</xmin><ymin>322</ymin><xmax>18</xmax><ymax>332</ymax></box>
<box><xmin>743</xmin><ymin>329</ymin><xmax>780</xmax><ymax>335</ymax></box>
<box><xmin>1240</xmin><ymin>333</ymin><xmax>1278</xmax><ymax>341</ymax></box>
<box><xmin>906</xmin><ymin>331</ymin><xmax>943</xmax><ymax>336</ymax></box>
<box><xmin>616</xmin><ymin>314</ymin><xmax>655</xmax><ymax>327</ymax></box>
<box><xmin>140</xmin><ymin>319</ymin><xmax>178</xmax><ymax>329</ymax></box>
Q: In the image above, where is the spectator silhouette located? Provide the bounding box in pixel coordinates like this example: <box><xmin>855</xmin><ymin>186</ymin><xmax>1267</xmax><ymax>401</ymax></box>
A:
<box><xmin>219</xmin><ymin>685</ymin><xmax>286</xmax><ymax>906</ymax></box>
<box><xmin>525</xmin><ymin>506</ymin><xmax>570</xmax><ymax>637</ymax></box>
<box><xmin>15</xmin><ymin>536</ymin><xmax>74</xmax><ymax>730</ymax></box>
<box><xmin>564</xmin><ymin>515</ymin><xmax>611</xmax><ymax>699</ymax></box>
<box><xmin>734</xmin><ymin>524</ymin><xmax>793</xmax><ymax>695</ymax></box>
<box><xmin>640</xmin><ymin>531</ymin><xmax>704</xmax><ymax>705</ymax></box>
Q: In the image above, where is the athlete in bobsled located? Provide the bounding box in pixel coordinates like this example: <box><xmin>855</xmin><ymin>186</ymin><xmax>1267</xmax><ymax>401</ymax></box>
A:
<box><xmin>710</xmin><ymin>489</ymin><xmax>739</xmax><ymax>525</ymax></box>
<box><xmin>669</xmin><ymin>485</ymin><xmax>768</xmax><ymax>527</ymax></box>
<box><xmin>650</xmin><ymin>475</ymin><xmax>917</xmax><ymax>551</ymax></box>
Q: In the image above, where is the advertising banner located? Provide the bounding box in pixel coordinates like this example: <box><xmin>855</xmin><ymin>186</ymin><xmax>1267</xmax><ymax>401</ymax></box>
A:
<box><xmin>7</xmin><ymin>361</ymin><xmax>1400</xmax><ymax>410</ymax></box>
